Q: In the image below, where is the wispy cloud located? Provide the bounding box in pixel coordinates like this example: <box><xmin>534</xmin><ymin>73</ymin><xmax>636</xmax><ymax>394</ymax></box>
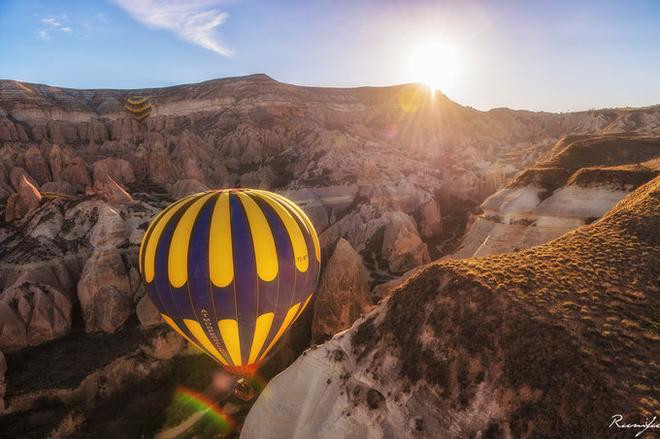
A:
<box><xmin>36</xmin><ymin>29</ymin><xmax>50</xmax><ymax>41</ymax></box>
<box><xmin>37</xmin><ymin>15</ymin><xmax>73</xmax><ymax>40</ymax></box>
<box><xmin>41</xmin><ymin>17</ymin><xmax>63</xmax><ymax>27</ymax></box>
<box><xmin>112</xmin><ymin>0</ymin><xmax>233</xmax><ymax>57</ymax></box>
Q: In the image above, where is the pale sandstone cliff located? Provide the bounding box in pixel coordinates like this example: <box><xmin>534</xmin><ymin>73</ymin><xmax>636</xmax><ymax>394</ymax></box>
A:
<box><xmin>451</xmin><ymin>135</ymin><xmax>660</xmax><ymax>258</ymax></box>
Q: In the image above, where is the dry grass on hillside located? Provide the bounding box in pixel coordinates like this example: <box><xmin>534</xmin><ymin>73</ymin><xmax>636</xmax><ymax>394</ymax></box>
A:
<box><xmin>511</xmin><ymin>135</ymin><xmax>660</xmax><ymax>192</ymax></box>
<box><xmin>448</xmin><ymin>176</ymin><xmax>659</xmax><ymax>410</ymax></box>
<box><xmin>352</xmin><ymin>177</ymin><xmax>659</xmax><ymax>437</ymax></box>
<box><xmin>567</xmin><ymin>158</ymin><xmax>660</xmax><ymax>189</ymax></box>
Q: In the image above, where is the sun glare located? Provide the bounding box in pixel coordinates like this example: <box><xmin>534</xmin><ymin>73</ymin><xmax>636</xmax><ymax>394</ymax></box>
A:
<box><xmin>409</xmin><ymin>40</ymin><xmax>462</xmax><ymax>92</ymax></box>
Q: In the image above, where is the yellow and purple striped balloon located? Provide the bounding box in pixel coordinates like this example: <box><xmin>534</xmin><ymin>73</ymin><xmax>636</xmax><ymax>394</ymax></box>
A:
<box><xmin>138</xmin><ymin>189</ymin><xmax>321</xmax><ymax>375</ymax></box>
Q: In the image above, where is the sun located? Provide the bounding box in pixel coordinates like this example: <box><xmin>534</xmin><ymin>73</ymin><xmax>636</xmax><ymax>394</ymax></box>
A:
<box><xmin>409</xmin><ymin>40</ymin><xmax>462</xmax><ymax>92</ymax></box>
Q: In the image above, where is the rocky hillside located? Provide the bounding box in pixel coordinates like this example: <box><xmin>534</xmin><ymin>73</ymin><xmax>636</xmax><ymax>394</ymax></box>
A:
<box><xmin>451</xmin><ymin>134</ymin><xmax>660</xmax><ymax>258</ymax></box>
<box><xmin>243</xmin><ymin>176</ymin><xmax>660</xmax><ymax>438</ymax></box>
<box><xmin>3</xmin><ymin>74</ymin><xmax>660</xmax><ymax>202</ymax></box>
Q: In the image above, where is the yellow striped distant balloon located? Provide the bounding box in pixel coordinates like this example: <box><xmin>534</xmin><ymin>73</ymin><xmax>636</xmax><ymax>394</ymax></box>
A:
<box><xmin>138</xmin><ymin>189</ymin><xmax>321</xmax><ymax>376</ymax></box>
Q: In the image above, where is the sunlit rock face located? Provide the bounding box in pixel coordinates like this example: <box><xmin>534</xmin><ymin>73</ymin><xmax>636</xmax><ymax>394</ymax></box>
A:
<box><xmin>312</xmin><ymin>238</ymin><xmax>372</xmax><ymax>343</ymax></box>
<box><xmin>451</xmin><ymin>135</ymin><xmax>660</xmax><ymax>258</ymax></box>
<box><xmin>4</xmin><ymin>175</ymin><xmax>41</xmax><ymax>222</ymax></box>
<box><xmin>23</xmin><ymin>145</ymin><xmax>51</xmax><ymax>185</ymax></box>
<box><xmin>418</xmin><ymin>199</ymin><xmax>442</xmax><ymax>238</ymax></box>
<box><xmin>243</xmin><ymin>178</ymin><xmax>660</xmax><ymax>438</ymax></box>
<box><xmin>381</xmin><ymin>211</ymin><xmax>431</xmax><ymax>273</ymax></box>
<box><xmin>77</xmin><ymin>248</ymin><xmax>133</xmax><ymax>334</ymax></box>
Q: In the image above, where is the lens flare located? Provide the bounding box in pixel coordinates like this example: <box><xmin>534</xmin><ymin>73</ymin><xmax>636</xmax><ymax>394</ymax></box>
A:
<box><xmin>409</xmin><ymin>39</ymin><xmax>462</xmax><ymax>91</ymax></box>
<box><xmin>174</xmin><ymin>386</ymin><xmax>236</xmax><ymax>432</ymax></box>
<box><xmin>384</xmin><ymin>123</ymin><xmax>398</xmax><ymax>139</ymax></box>
<box><xmin>399</xmin><ymin>84</ymin><xmax>426</xmax><ymax>113</ymax></box>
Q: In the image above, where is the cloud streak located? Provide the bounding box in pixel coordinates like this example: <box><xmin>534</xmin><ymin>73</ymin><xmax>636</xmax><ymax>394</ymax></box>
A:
<box><xmin>41</xmin><ymin>17</ymin><xmax>63</xmax><ymax>27</ymax></box>
<box><xmin>112</xmin><ymin>0</ymin><xmax>233</xmax><ymax>57</ymax></box>
<box><xmin>38</xmin><ymin>15</ymin><xmax>73</xmax><ymax>40</ymax></box>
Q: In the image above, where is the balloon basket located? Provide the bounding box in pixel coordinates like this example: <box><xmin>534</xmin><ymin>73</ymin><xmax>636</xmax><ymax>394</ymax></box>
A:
<box><xmin>233</xmin><ymin>377</ymin><xmax>256</xmax><ymax>401</ymax></box>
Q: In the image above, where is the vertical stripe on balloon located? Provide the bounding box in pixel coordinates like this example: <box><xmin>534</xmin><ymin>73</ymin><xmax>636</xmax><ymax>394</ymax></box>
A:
<box><xmin>169</xmin><ymin>193</ymin><xmax>216</xmax><ymax>288</ymax></box>
<box><xmin>249</xmin><ymin>190</ymin><xmax>309</xmax><ymax>273</ymax></box>
<box><xmin>186</xmin><ymin>194</ymin><xmax>233</xmax><ymax>364</ymax></box>
<box><xmin>248</xmin><ymin>312</ymin><xmax>274</xmax><ymax>364</ymax></box>
<box><xmin>143</xmin><ymin>195</ymin><xmax>196</xmax><ymax>283</ymax></box>
<box><xmin>249</xmin><ymin>193</ymin><xmax>295</xmax><ymax>354</ymax></box>
<box><xmin>218</xmin><ymin>319</ymin><xmax>242</xmax><ymax>366</ymax></box>
<box><xmin>161</xmin><ymin>314</ymin><xmax>205</xmax><ymax>353</ymax></box>
<box><xmin>258</xmin><ymin>302</ymin><xmax>301</xmax><ymax>361</ymax></box>
<box><xmin>262</xmin><ymin>191</ymin><xmax>321</xmax><ymax>263</ymax></box>
<box><xmin>153</xmin><ymin>198</ymin><xmax>198</xmax><ymax>344</ymax></box>
<box><xmin>209</xmin><ymin>192</ymin><xmax>234</xmax><ymax>288</ymax></box>
<box><xmin>236</xmin><ymin>192</ymin><xmax>278</xmax><ymax>282</ymax></box>
<box><xmin>230</xmin><ymin>194</ymin><xmax>259</xmax><ymax>366</ymax></box>
<box><xmin>184</xmin><ymin>319</ymin><xmax>229</xmax><ymax>365</ymax></box>
<box><xmin>140</xmin><ymin>194</ymin><xmax>196</xmax><ymax>274</ymax></box>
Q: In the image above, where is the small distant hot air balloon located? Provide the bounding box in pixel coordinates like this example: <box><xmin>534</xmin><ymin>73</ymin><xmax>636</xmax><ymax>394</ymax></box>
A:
<box><xmin>124</xmin><ymin>95</ymin><xmax>152</xmax><ymax>123</ymax></box>
<box><xmin>139</xmin><ymin>189</ymin><xmax>321</xmax><ymax>377</ymax></box>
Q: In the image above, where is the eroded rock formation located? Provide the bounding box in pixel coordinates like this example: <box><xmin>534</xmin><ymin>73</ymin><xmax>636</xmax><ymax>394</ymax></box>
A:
<box><xmin>312</xmin><ymin>239</ymin><xmax>372</xmax><ymax>342</ymax></box>
<box><xmin>77</xmin><ymin>249</ymin><xmax>132</xmax><ymax>334</ymax></box>
<box><xmin>0</xmin><ymin>281</ymin><xmax>71</xmax><ymax>349</ymax></box>
<box><xmin>0</xmin><ymin>195</ymin><xmax>158</xmax><ymax>349</ymax></box>
<box><xmin>5</xmin><ymin>176</ymin><xmax>41</xmax><ymax>222</ymax></box>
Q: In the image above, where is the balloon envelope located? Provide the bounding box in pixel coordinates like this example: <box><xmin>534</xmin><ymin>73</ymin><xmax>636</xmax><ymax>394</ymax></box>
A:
<box><xmin>124</xmin><ymin>96</ymin><xmax>152</xmax><ymax>123</ymax></box>
<box><xmin>139</xmin><ymin>189</ymin><xmax>321</xmax><ymax>375</ymax></box>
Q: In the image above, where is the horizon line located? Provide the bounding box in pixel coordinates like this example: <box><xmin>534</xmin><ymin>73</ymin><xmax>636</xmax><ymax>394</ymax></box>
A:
<box><xmin>2</xmin><ymin>73</ymin><xmax>659</xmax><ymax>115</ymax></box>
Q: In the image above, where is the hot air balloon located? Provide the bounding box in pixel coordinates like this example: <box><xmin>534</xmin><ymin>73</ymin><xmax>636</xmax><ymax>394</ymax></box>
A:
<box><xmin>138</xmin><ymin>189</ymin><xmax>321</xmax><ymax>378</ymax></box>
<box><xmin>124</xmin><ymin>96</ymin><xmax>152</xmax><ymax>123</ymax></box>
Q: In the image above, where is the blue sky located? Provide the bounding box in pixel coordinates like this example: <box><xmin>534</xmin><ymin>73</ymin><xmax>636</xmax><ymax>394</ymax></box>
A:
<box><xmin>0</xmin><ymin>0</ymin><xmax>659</xmax><ymax>112</ymax></box>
